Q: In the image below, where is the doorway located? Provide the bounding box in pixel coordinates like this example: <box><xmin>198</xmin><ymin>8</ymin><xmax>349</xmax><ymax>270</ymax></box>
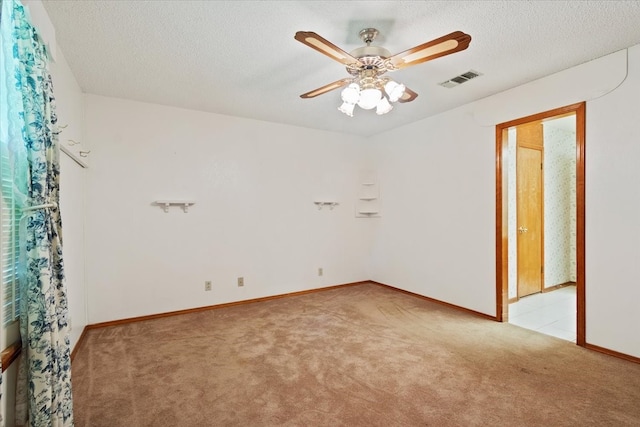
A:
<box><xmin>495</xmin><ymin>102</ymin><xmax>585</xmax><ymax>346</ymax></box>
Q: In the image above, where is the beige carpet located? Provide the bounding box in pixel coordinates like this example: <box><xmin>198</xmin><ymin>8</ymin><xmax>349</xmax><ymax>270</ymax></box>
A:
<box><xmin>71</xmin><ymin>283</ymin><xmax>640</xmax><ymax>426</ymax></box>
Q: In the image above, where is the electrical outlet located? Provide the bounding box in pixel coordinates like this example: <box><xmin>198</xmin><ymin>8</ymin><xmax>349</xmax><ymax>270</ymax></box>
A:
<box><xmin>237</xmin><ymin>277</ymin><xmax>244</xmax><ymax>287</ymax></box>
<box><xmin>318</xmin><ymin>267</ymin><xmax>323</xmax><ymax>276</ymax></box>
<box><xmin>205</xmin><ymin>281</ymin><xmax>212</xmax><ymax>291</ymax></box>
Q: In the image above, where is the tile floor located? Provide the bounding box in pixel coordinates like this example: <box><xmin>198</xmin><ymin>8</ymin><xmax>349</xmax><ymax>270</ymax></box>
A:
<box><xmin>508</xmin><ymin>285</ymin><xmax>577</xmax><ymax>342</ymax></box>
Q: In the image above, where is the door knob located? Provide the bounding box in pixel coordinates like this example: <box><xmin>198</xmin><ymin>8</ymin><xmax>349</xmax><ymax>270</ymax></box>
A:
<box><xmin>518</xmin><ymin>226</ymin><xmax>528</xmax><ymax>233</ymax></box>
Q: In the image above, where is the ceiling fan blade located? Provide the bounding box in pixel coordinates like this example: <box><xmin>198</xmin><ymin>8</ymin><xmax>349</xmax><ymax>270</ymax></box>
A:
<box><xmin>397</xmin><ymin>87</ymin><xmax>418</xmax><ymax>103</ymax></box>
<box><xmin>300</xmin><ymin>78</ymin><xmax>352</xmax><ymax>99</ymax></box>
<box><xmin>295</xmin><ymin>31</ymin><xmax>361</xmax><ymax>66</ymax></box>
<box><xmin>387</xmin><ymin>31</ymin><xmax>471</xmax><ymax>70</ymax></box>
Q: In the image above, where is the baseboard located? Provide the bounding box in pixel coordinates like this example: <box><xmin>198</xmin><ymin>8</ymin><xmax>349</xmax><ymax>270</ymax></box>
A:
<box><xmin>508</xmin><ymin>296</ymin><xmax>519</xmax><ymax>304</ymax></box>
<box><xmin>370</xmin><ymin>281</ymin><xmax>496</xmax><ymax>321</ymax></box>
<box><xmin>86</xmin><ymin>281</ymin><xmax>370</xmax><ymax>329</ymax></box>
<box><xmin>584</xmin><ymin>343</ymin><xmax>640</xmax><ymax>365</ymax></box>
<box><xmin>542</xmin><ymin>281</ymin><xmax>576</xmax><ymax>293</ymax></box>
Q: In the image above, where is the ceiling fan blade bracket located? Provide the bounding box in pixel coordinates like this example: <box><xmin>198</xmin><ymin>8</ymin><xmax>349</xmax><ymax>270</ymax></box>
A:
<box><xmin>345</xmin><ymin>61</ymin><xmax>366</xmax><ymax>75</ymax></box>
<box><xmin>382</xmin><ymin>59</ymin><xmax>399</xmax><ymax>72</ymax></box>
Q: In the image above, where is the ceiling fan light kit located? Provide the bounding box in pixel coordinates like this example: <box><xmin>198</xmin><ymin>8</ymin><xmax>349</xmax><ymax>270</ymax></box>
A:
<box><xmin>295</xmin><ymin>28</ymin><xmax>472</xmax><ymax>117</ymax></box>
<box><xmin>339</xmin><ymin>71</ymin><xmax>403</xmax><ymax>115</ymax></box>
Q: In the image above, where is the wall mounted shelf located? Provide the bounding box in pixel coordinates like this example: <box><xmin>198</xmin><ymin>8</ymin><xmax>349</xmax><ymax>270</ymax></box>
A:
<box><xmin>356</xmin><ymin>173</ymin><xmax>381</xmax><ymax>218</ymax></box>
<box><xmin>355</xmin><ymin>211</ymin><xmax>380</xmax><ymax>218</ymax></box>
<box><xmin>154</xmin><ymin>200</ymin><xmax>196</xmax><ymax>213</ymax></box>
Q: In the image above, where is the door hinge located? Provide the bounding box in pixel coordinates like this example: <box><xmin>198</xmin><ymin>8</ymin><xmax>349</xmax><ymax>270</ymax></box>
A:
<box><xmin>541</xmin><ymin>266</ymin><xmax>544</xmax><ymax>274</ymax></box>
<box><xmin>541</xmin><ymin>162</ymin><xmax>543</xmax><ymax>170</ymax></box>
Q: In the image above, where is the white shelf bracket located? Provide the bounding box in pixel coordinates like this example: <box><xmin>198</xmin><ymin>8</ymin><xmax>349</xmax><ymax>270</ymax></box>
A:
<box><xmin>155</xmin><ymin>200</ymin><xmax>196</xmax><ymax>213</ymax></box>
<box><xmin>314</xmin><ymin>201</ymin><xmax>339</xmax><ymax>210</ymax></box>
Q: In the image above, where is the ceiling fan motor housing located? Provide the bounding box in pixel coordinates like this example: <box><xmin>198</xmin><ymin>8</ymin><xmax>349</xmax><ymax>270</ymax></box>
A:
<box><xmin>346</xmin><ymin>28</ymin><xmax>393</xmax><ymax>75</ymax></box>
<box><xmin>347</xmin><ymin>45</ymin><xmax>392</xmax><ymax>75</ymax></box>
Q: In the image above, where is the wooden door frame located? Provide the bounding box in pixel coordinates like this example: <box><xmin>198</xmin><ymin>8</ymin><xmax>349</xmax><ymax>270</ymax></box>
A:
<box><xmin>495</xmin><ymin>102</ymin><xmax>586</xmax><ymax>346</ymax></box>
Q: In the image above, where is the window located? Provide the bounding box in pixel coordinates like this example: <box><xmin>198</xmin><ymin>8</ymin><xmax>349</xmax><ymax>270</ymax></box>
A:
<box><xmin>0</xmin><ymin>0</ymin><xmax>24</xmax><ymax>354</ymax></box>
<box><xmin>1</xmin><ymin>144</ymin><xmax>21</xmax><ymax>327</ymax></box>
<box><xmin>1</xmin><ymin>21</ymin><xmax>22</xmax><ymax>335</ymax></box>
<box><xmin>0</xmin><ymin>1</ymin><xmax>27</xmax><ymax>356</ymax></box>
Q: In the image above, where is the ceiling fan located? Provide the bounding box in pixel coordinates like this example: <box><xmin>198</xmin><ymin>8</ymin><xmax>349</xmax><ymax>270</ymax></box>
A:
<box><xmin>294</xmin><ymin>28</ymin><xmax>471</xmax><ymax>116</ymax></box>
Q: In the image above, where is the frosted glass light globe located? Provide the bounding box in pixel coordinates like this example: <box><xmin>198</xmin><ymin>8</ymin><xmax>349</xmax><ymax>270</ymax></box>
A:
<box><xmin>357</xmin><ymin>88</ymin><xmax>382</xmax><ymax>110</ymax></box>
<box><xmin>341</xmin><ymin>83</ymin><xmax>360</xmax><ymax>104</ymax></box>
<box><xmin>376</xmin><ymin>97</ymin><xmax>393</xmax><ymax>115</ymax></box>
<box><xmin>384</xmin><ymin>81</ymin><xmax>406</xmax><ymax>102</ymax></box>
<box><xmin>338</xmin><ymin>101</ymin><xmax>356</xmax><ymax>117</ymax></box>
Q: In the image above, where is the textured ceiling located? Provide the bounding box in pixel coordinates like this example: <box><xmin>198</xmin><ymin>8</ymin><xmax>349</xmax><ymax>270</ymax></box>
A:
<box><xmin>42</xmin><ymin>1</ymin><xmax>640</xmax><ymax>137</ymax></box>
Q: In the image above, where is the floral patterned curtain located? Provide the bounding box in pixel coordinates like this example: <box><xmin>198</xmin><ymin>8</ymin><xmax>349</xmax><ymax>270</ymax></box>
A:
<box><xmin>0</xmin><ymin>0</ymin><xmax>74</xmax><ymax>425</ymax></box>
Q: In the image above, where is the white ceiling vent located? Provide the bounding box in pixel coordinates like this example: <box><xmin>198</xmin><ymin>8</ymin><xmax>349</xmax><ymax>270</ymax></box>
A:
<box><xmin>439</xmin><ymin>70</ymin><xmax>483</xmax><ymax>88</ymax></box>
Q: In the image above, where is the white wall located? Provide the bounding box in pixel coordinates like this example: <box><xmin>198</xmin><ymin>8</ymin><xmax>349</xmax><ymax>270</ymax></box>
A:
<box><xmin>58</xmin><ymin>153</ymin><xmax>87</xmax><ymax>348</ymax></box>
<box><xmin>368</xmin><ymin>106</ymin><xmax>497</xmax><ymax>316</ymax></box>
<box><xmin>585</xmin><ymin>44</ymin><xmax>640</xmax><ymax>357</ymax></box>
<box><xmin>83</xmin><ymin>95</ymin><xmax>374</xmax><ymax>323</ymax></box>
<box><xmin>369</xmin><ymin>45</ymin><xmax>640</xmax><ymax>358</ymax></box>
<box><xmin>50</xmin><ymin>47</ymin><xmax>88</xmax><ymax>351</ymax></box>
